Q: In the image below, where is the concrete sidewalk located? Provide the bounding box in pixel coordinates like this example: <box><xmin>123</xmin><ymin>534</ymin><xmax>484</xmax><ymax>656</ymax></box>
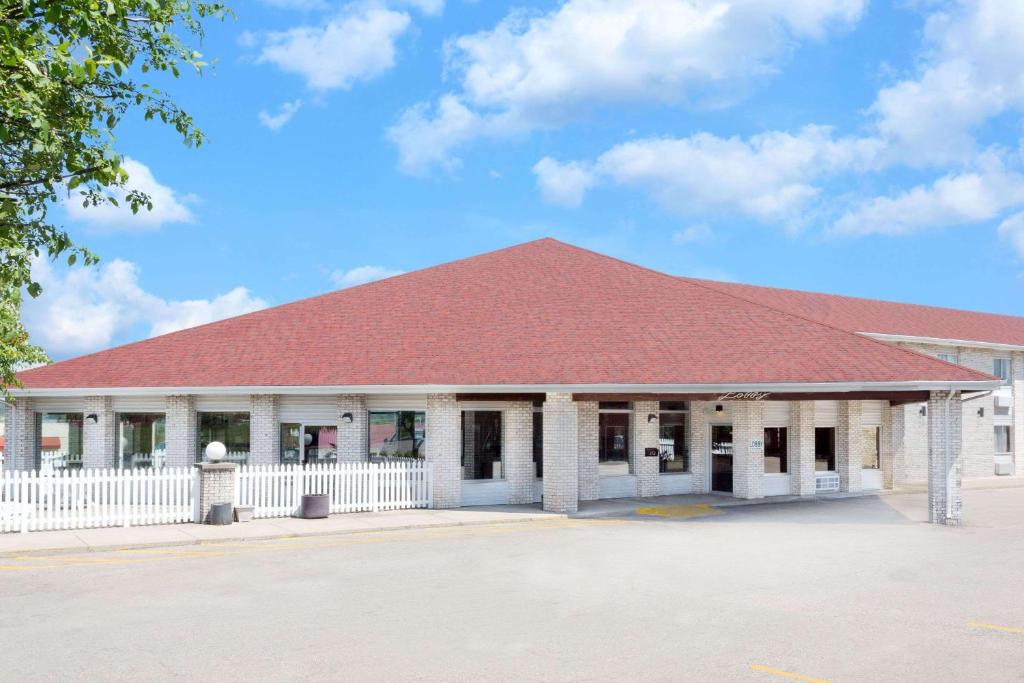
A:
<box><xmin>0</xmin><ymin>505</ymin><xmax>560</xmax><ymax>557</ymax></box>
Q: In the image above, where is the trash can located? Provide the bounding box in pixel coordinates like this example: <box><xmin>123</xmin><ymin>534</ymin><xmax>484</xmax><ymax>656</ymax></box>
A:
<box><xmin>299</xmin><ymin>494</ymin><xmax>329</xmax><ymax>519</ymax></box>
<box><xmin>209</xmin><ymin>502</ymin><xmax>233</xmax><ymax>525</ymax></box>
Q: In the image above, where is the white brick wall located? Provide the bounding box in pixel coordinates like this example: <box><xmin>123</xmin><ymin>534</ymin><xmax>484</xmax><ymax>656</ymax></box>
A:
<box><xmin>880</xmin><ymin>402</ymin><xmax>895</xmax><ymax>489</ymax></box>
<box><xmin>83</xmin><ymin>396</ymin><xmax>115</xmax><ymax>469</ymax></box>
<box><xmin>576</xmin><ymin>401</ymin><xmax>599</xmax><ymax>501</ymax></box>
<box><xmin>249</xmin><ymin>395</ymin><xmax>279</xmax><ymax>465</ymax></box>
<box><xmin>197</xmin><ymin>462</ymin><xmax>236</xmax><ymax>524</ymax></box>
<box><xmin>1013</xmin><ymin>351</ymin><xmax>1024</xmax><ymax>476</ymax></box>
<box><xmin>837</xmin><ymin>400</ymin><xmax>863</xmax><ymax>493</ymax></box>
<box><xmin>5</xmin><ymin>397</ymin><xmax>35</xmax><ymax>471</ymax></box>
<box><xmin>927</xmin><ymin>390</ymin><xmax>963</xmax><ymax>525</ymax></box>
<box><xmin>790</xmin><ymin>401</ymin><xmax>816</xmax><ymax>496</ymax></box>
<box><xmin>165</xmin><ymin>395</ymin><xmax>196</xmax><ymax>468</ymax></box>
<box><xmin>505</xmin><ymin>401</ymin><xmax>534</xmax><ymax>504</ymax></box>
<box><xmin>426</xmin><ymin>393</ymin><xmax>460</xmax><ymax>509</ymax></box>
<box><xmin>731</xmin><ymin>401</ymin><xmax>764</xmax><ymax>500</ymax></box>
<box><xmin>689</xmin><ymin>401</ymin><xmax>709</xmax><ymax>494</ymax></box>
<box><xmin>337</xmin><ymin>395</ymin><xmax>368</xmax><ymax>463</ymax></box>
<box><xmin>633</xmin><ymin>401</ymin><xmax>660</xmax><ymax>497</ymax></box>
<box><xmin>542</xmin><ymin>392</ymin><xmax>578</xmax><ymax>513</ymax></box>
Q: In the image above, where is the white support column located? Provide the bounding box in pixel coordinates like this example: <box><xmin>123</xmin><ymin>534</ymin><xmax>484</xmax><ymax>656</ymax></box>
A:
<box><xmin>576</xmin><ymin>401</ymin><xmax>599</xmax><ymax>501</ymax></box>
<box><xmin>6</xmin><ymin>397</ymin><xmax>35</xmax><ymax>471</ymax></box>
<box><xmin>689</xmin><ymin>401</ymin><xmax>709</xmax><ymax>494</ymax></box>
<box><xmin>633</xmin><ymin>401</ymin><xmax>660</xmax><ymax>497</ymax></box>
<box><xmin>165</xmin><ymin>395</ymin><xmax>196</xmax><ymax>468</ymax></box>
<box><xmin>426</xmin><ymin>393</ymin><xmax>460</xmax><ymax>509</ymax></box>
<box><xmin>337</xmin><ymin>394</ymin><xmax>367</xmax><ymax>463</ymax></box>
<box><xmin>732</xmin><ymin>401</ymin><xmax>764</xmax><ymax>500</ymax></box>
<box><xmin>880</xmin><ymin>402</ymin><xmax>896</xmax><ymax>490</ymax></box>
<box><xmin>83</xmin><ymin>396</ymin><xmax>115</xmax><ymax>469</ymax></box>
<box><xmin>505</xmin><ymin>401</ymin><xmax>534</xmax><ymax>504</ymax></box>
<box><xmin>1013</xmin><ymin>352</ymin><xmax>1024</xmax><ymax>477</ymax></box>
<box><xmin>837</xmin><ymin>401</ymin><xmax>863</xmax><ymax>494</ymax></box>
<box><xmin>249</xmin><ymin>394</ymin><xmax>279</xmax><ymax>466</ymax></box>
<box><xmin>790</xmin><ymin>401</ymin><xmax>816</xmax><ymax>496</ymax></box>
<box><xmin>928</xmin><ymin>390</ymin><xmax>963</xmax><ymax>525</ymax></box>
<box><xmin>543</xmin><ymin>392</ymin><xmax>578</xmax><ymax>513</ymax></box>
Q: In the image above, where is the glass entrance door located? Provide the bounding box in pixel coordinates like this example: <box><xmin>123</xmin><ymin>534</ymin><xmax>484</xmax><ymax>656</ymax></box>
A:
<box><xmin>711</xmin><ymin>425</ymin><xmax>734</xmax><ymax>493</ymax></box>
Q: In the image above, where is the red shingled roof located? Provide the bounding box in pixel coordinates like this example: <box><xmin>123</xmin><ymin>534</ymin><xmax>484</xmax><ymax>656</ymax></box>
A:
<box><xmin>16</xmin><ymin>239</ymin><xmax>994</xmax><ymax>389</ymax></box>
<box><xmin>684</xmin><ymin>278</ymin><xmax>1024</xmax><ymax>347</ymax></box>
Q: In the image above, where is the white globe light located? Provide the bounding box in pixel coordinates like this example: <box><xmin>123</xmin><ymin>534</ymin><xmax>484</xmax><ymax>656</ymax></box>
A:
<box><xmin>205</xmin><ymin>441</ymin><xmax>227</xmax><ymax>462</ymax></box>
<box><xmin>304</xmin><ymin>433</ymin><xmax>313</xmax><ymax>446</ymax></box>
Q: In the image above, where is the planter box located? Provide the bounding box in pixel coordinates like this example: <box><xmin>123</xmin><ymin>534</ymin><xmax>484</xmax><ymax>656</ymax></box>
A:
<box><xmin>299</xmin><ymin>494</ymin><xmax>329</xmax><ymax>519</ymax></box>
<box><xmin>234</xmin><ymin>506</ymin><xmax>254</xmax><ymax>523</ymax></box>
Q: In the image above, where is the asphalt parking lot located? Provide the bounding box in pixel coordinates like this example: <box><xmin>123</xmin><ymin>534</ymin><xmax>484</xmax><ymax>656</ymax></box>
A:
<box><xmin>2</xmin><ymin>487</ymin><xmax>1023</xmax><ymax>682</ymax></box>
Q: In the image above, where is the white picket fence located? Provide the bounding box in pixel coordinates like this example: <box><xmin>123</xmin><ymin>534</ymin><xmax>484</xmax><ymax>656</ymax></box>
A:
<box><xmin>235</xmin><ymin>461</ymin><xmax>431</xmax><ymax>519</ymax></box>
<box><xmin>0</xmin><ymin>467</ymin><xmax>195</xmax><ymax>534</ymax></box>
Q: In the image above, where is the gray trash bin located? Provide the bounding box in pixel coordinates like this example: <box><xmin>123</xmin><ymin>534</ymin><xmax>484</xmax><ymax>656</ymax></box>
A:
<box><xmin>299</xmin><ymin>494</ymin><xmax>329</xmax><ymax>519</ymax></box>
<box><xmin>209</xmin><ymin>502</ymin><xmax>233</xmax><ymax>525</ymax></box>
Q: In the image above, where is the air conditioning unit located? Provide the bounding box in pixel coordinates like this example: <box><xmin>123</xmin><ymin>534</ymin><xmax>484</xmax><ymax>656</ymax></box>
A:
<box><xmin>995</xmin><ymin>461</ymin><xmax>1013</xmax><ymax>476</ymax></box>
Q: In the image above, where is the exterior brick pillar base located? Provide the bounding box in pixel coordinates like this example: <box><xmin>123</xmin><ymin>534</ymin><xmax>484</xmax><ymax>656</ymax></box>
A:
<box><xmin>633</xmin><ymin>401</ymin><xmax>659</xmax><ymax>497</ymax></box>
<box><xmin>83</xmin><ymin>396</ymin><xmax>115</xmax><ymax>469</ymax></box>
<box><xmin>837</xmin><ymin>401</ymin><xmax>863</xmax><ymax>493</ymax></box>
<box><xmin>426</xmin><ymin>393</ymin><xmax>460</xmax><ymax>509</ymax></box>
<box><xmin>790</xmin><ymin>401</ymin><xmax>816</xmax><ymax>496</ymax></box>
<box><xmin>505</xmin><ymin>402</ymin><xmax>535</xmax><ymax>505</ymax></box>
<box><xmin>196</xmin><ymin>462</ymin><xmax>238</xmax><ymax>524</ymax></box>
<box><xmin>542</xmin><ymin>392</ymin><xmax>578</xmax><ymax>513</ymax></box>
<box><xmin>928</xmin><ymin>391</ymin><xmax>963</xmax><ymax>525</ymax></box>
<box><xmin>731</xmin><ymin>401</ymin><xmax>765</xmax><ymax>500</ymax></box>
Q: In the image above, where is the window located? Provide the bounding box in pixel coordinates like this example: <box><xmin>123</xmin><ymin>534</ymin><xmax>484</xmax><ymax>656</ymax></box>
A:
<box><xmin>462</xmin><ymin>411</ymin><xmax>502</xmax><ymax>480</ymax></box>
<box><xmin>937</xmin><ymin>352</ymin><xmax>957</xmax><ymax>364</ymax></box>
<box><xmin>36</xmin><ymin>413</ymin><xmax>83</xmax><ymax>470</ymax></box>
<box><xmin>994</xmin><ymin>357</ymin><xmax>1012</xmax><ymax>385</ymax></box>
<box><xmin>764</xmin><ymin>427</ymin><xmax>787</xmax><ymax>473</ymax></box>
<box><xmin>118</xmin><ymin>413</ymin><xmax>166</xmax><ymax>468</ymax></box>
<box><xmin>995</xmin><ymin>426</ymin><xmax>1012</xmax><ymax>455</ymax></box>
<box><xmin>198</xmin><ymin>412</ymin><xmax>250</xmax><ymax>464</ymax></box>
<box><xmin>814</xmin><ymin>427</ymin><xmax>835</xmax><ymax>472</ymax></box>
<box><xmin>532</xmin><ymin>408</ymin><xmax>543</xmax><ymax>478</ymax></box>
<box><xmin>281</xmin><ymin>423</ymin><xmax>338</xmax><ymax>464</ymax></box>
<box><xmin>862</xmin><ymin>426</ymin><xmax>880</xmax><ymax>469</ymax></box>
<box><xmin>659</xmin><ymin>410</ymin><xmax>688</xmax><ymax>473</ymax></box>
<box><xmin>599</xmin><ymin>410</ymin><xmax>631</xmax><ymax>476</ymax></box>
<box><xmin>368</xmin><ymin>411</ymin><xmax>425</xmax><ymax>460</ymax></box>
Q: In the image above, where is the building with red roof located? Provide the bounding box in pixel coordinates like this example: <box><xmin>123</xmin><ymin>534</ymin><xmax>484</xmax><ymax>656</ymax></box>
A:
<box><xmin>3</xmin><ymin>239</ymin><xmax>1016</xmax><ymax>524</ymax></box>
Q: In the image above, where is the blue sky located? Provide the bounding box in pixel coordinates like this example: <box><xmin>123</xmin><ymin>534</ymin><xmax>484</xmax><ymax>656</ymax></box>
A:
<box><xmin>25</xmin><ymin>0</ymin><xmax>1024</xmax><ymax>359</ymax></box>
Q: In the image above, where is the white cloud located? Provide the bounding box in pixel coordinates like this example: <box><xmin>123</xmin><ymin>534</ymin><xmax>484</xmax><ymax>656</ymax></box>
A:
<box><xmin>998</xmin><ymin>211</ymin><xmax>1024</xmax><ymax>259</ymax></box>
<box><xmin>395</xmin><ymin>0</ymin><xmax>443</xmax><ymax>15</ymax></box>
<box><xmin>389</xmin><ymin>0</ymin><xmax>865</xmax><ymax>172</ymax></box>
<box><xmin>64</xmin><ymin>158</ymin><xmax>195</xmax><ymax>231</ymax></box>
<box><xmin>330</xmin><ymin>265</ymin><xmax>404</xmax><ymax>287</ymax></box>
<box><xmin>532</xmin><ymin>157</ymin><xmax>596</xmax><ymax>208</ymax></box>
<box><xmin>23</xmin><ymin>259</ymin><xmax>267</xmax><ymax>356</ymax></box>
<box><xmin>387</xmin><ymin>95</ymin><xmax>490</xmax><ymax>175</ymax></box>
<box><xmin>868</xmin><ymin>0</ymin><xmax>1024</xmax><ymax>166</ymax></box>
<box><xmin>830</xmin><ymin>155</ymin><xmax>1024</xmax><ymax>236</ymax></box>
<box><xmin>672</xmin><ymin>224</ymin><xmax>712</xmax><ymax>245</ymax></box>
<box><xmin>258</xmin><ymin>3</ymin><xmax>412</xmax><ymax>91</ymax></box>
<box><xmin>258</xmin><ymin>99</ymin><xmax>303</xmax><ymax>130</ymax></box>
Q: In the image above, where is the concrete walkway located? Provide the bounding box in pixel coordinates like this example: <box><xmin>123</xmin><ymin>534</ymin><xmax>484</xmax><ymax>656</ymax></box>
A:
<box><xmin>0</xmin><ymin>505</ymin><xmax>559</xmax><ymax>557</ymax></box>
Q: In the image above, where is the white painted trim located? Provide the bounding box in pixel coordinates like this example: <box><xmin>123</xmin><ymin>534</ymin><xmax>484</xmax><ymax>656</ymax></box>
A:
<box><xmin>11</xmin><ymin>379</ymin><xmax>999</xmax><ymax>398</ymax></box>
<box><xmin>860</xmin><ymin>332</ymin><xmax>1024</xmax><ymax>353</ymax></box>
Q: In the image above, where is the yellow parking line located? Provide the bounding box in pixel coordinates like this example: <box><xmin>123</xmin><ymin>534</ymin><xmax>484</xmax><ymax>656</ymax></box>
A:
<box><xmin>970</xmin><ymin>621</ymin><xmax>1024</xmax><ymax>634</ymax></box>
<box><xmin>635</xmin><ymin>503</ymin><xmax>722</xmax><ymax>519</ymax></box>
<box><xmin>750</xmin><ymin>664</ymin><xmax>831</xmax><ymax>683</ymax></box>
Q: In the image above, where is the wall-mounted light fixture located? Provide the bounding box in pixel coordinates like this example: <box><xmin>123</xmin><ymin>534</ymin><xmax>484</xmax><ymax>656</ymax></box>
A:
<box><xmin>341</xmin><ymin>412</ymin><xmax>354</xmax><ymax>424</ymax></box>
<box><xmin>977</xmin><ymin>407</ymin><xmax>985</xmax><ymax>417</ymax></box>
<box><xmin>647</xmin><ymin>414</ymin><xmax>658</xmax><ymax>423</ymax></box>
<box><xmin>85</xmin><ymin>413</ymin><xmax>98</xmax><ymax>424</ymax></box>
<box><xmin>919</xmin><ymin>406</ymin><xmax>927</xmax><ymax>417</ymax></box>
<box><xmin>715</xmin><ymin>404</ymin><xmax>724</xmax><ymax>413</ymax></box>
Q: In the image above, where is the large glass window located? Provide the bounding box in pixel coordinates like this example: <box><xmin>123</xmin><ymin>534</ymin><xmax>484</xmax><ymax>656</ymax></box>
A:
<box><xmin>815</xmin><ymin>427</ymin><xmax>836</xmax><ymax>472</ymax></box>
<box><xmin>532</xmin><ymin>407</ymin><xmax>543</xmax><ymax>478</ymax></box>
<box><xmin>369</xmin><ymin>411</ymin><xmax>425</xmax><ymax>460</ymax></box>
<box><xmin>36</xmin><ymin>413</ymin><xmax>83</xmax><ymax>470</ymax></box>
<box><xmin>462</xmin><ymin>411</ymin><xmax>502</xmax><ymax>480</ymax></box>
<box><xmin>862</xmin><ymin>426</ymin><xmax>880</xmax><ymax>469</ymax></box>
<box><xmin>599</xmin><ymin>410</ymin><xmax>631</xmax><ymax>476</ymax></box>
<box><xmin>118</xmin><ymin>413</ymin><xmax>166</xmax><ymax>469</ymax></box>
<box><xmin>281</xmin><ymin>423</ymin><xmax>338</xmax><ymax>464</ymax></box>
<box><xmin>198</xmin><ymin>412</ymin><xmax>250</xmax><ymax>464</ymax></box>
<box><xmin>995</xmin><ymin>426</ymin><xmax>1012</xmax><ymax>455</ymax></box>
<box><xmin>994</xmin><ymin>357</ymin><xmax>1012</xmax><ymax>384</ymax></box>
<box><xmin>764</xmin><ymin>427</ymin><xmax>787</xmax><ymax>473</ymax></box>
<box><xmin>659</xmin><ymin>410</ymin><xmax>688</xmax><ymax>473</ymax></box>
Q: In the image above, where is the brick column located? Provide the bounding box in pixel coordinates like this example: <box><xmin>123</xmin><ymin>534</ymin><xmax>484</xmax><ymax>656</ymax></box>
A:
<box><xmin>689</xmin><ymin>401</ymin><xmax>709</xmax><ymax>494</ymax></box>
<box><xmin>633</xmin><ymin>401</ymin><xmax>660</xmax><ymax>497</ymax></box>
<box><xmin>790</xmin><ymin>401</ymin><xmax>816</xmax><ymax>496</ymax></box>
<box><xmin>165</xmin><ymin>395</ymin><xmax>196</xmax><ymax>468</ymax></box>
<box><xmin>576</xmin><ymin>401</ymin><xmax>599</xmax><ymax>501</ymax></box>
<box><xmin>337</xmin><ymin>394</ymin><xmax>367</xmax><ymax>463</ymax></box>
<box><xmin>543</xmin><ymin>392</ymin><xmax>578</xmax><ymax>513</ymax></box>
<box><xmin>249</xmin><ymin>395</ymin><xmax>279</xmax><ymax>465</ymax></box>
<box><xmin>837</xmin><ymin>401</ymin><xmax>863</xmax><ymax>493</ymax></box>
<box><xmin>196</xmin><ymin>462</ymin><xmax>237</xmax><ymax>524</ymax></box>
<box><xmin>731</xmin><ymin>401</ymin><xmax>765</xmax><ymax>500</ymax></box>
<box><xmin>1013</xmin><ymin>352</ymin><xmax>1024</xmax><ymax>477</ymax></box>
<box><xmin>426</xmin><ymin>393</ymin><xmax>460</xmax><ymax>509</ymax></box>
<box><xmin>880</xmin><ymin>402</ymin><xmax>896</xmax><ymax>490</ymax></box>
<box><xmin>5</xmin><ymin>397</ymin><xmax>35</xmax><ymax>471</ymax></box>
<box><xmin>928</xmin><ymin>390</ymin><xmax>963</xmax><ymax>525</ymax></box>
<box><xmin>83</xmin><ymin>396</ymin><xmax>115</xmax><ymax>469</ymax></box>
<box><xmin>461</xmin><ymin>410</ymin><xmax>477</xmax><ymax>479</ymax></box>
<box><xmin>506</xmin><ymin>401</ymin><xmax>534</xmax><ymax>504</ymax></box>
